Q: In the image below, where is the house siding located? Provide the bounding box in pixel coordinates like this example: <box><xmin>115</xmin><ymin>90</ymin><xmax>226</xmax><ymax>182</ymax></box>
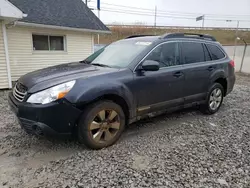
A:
<box><xmin>0</xmin><ymin>22</ymin><xmax>9</xmax><ymax>89</ymax></box>
<box><xmin>7</xmin><ymin>26</ymin><xmax>93</xmax><ymax>81</ymax></box>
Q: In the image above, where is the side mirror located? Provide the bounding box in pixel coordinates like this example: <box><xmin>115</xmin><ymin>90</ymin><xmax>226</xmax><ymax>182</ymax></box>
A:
<box><xmin>141</xmin><ymin>60</ymin><xmax>160</xmax><ymax>71</ymax></box>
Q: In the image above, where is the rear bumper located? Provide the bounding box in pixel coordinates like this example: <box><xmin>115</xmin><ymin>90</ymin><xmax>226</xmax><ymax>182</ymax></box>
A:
<box><xmin>8</xmin><ymin>92</ymin><xmax>82</xmax><ymax>137</ymax></box>
<box><xmin>226</xmin><ymin>74</ymin><xmax>236</xmax><ymax>95</ymax></box>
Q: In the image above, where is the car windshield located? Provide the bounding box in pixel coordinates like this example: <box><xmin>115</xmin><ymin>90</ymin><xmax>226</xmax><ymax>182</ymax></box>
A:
<box><xmin>84</xmin><ymin>40</ymin><xmax>152</xmax><ymax>68</ymax></box>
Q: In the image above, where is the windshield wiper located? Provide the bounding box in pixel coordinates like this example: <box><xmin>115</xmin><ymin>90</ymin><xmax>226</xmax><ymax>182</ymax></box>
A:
<box><xmin>79</xmin><ymin>60</ymin><xmax>91</xmax><ymax>64</ymax></box>
<box><xmin>91</xmin><ymin>63</ymin><xmax>111</xmax><ymax>68</ymax></box>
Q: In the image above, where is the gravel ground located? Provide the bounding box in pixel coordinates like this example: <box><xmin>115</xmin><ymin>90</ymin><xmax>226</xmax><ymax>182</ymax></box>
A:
<box><xmin>0</xmin><ymin>74</ymin><xmax>250</xmax><ymax>188</ymax></box>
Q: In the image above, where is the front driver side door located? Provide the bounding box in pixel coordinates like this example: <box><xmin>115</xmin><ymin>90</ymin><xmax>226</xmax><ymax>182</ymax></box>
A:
<box><xmin>133</xmin><ymin>42</ymin><xmax>185</xmax><ymax>115</ymax></box>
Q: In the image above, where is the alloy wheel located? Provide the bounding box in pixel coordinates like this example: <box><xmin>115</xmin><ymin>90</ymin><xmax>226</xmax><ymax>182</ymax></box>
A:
<box><xmin>89</xmin><ymin>109</ymin><xmax>120</xmax><ymax>143</ymax></box>
<box><xmin>209</xmin><ymin>88</ymin><xmax>222</xmax><ymax>111</ymax></box>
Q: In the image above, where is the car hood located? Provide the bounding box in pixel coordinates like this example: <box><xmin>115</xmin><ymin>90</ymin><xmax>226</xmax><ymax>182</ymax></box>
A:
<box><xmin>18</xmin><ymin>62</ymin><xmax>118</xmax><ymax>93</ymax></box>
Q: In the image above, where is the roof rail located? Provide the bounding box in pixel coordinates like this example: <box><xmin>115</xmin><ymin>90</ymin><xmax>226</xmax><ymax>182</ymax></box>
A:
<box><xmin>161</xmin><ymin>33</ymin><xmax>216</xmax><ymax>41</ymax></box>
<box><xmin>125</xmin><ymin>35</ymin><xmax>155</xmax><ymax>39</ymax></box>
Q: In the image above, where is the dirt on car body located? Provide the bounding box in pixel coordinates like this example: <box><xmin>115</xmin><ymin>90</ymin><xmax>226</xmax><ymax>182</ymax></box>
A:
<box><xmin>1</xmin><ymin>74</ymin><xmax>250</xmax><ymax>188</ymax></box>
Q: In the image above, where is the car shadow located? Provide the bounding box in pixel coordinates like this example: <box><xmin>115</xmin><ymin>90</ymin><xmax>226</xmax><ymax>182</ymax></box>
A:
<box><xmin>8</xmin><ymin>106</ymin><xmax>203</xmax><ymax>153</ymax></box>
<box><xmin>0</xmin><ymin>106</ymin><xmax>206</xmax><ymax>171</ymax></box>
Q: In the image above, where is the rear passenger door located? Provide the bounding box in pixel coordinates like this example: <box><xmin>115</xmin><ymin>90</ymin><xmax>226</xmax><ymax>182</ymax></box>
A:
<box><xmin>180</xmin><ymin>41</ymin><xmax>215</xmax><ymax>104</ymax></box>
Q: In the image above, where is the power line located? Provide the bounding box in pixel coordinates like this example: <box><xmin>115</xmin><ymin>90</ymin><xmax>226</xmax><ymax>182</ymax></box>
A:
<box><xmin>205</xmin><ymin>18</ymin><xmax>250</xmax><ymax>22</ymax></box>
<box><xmin>100</xmin><ymin>8</ymin><xmax>196</xmax><ymax>20</ymax></box>
<box><xmin>100</xmin><ymin>2</ymin><xmax>250</xmax><ymax>19</ymax></box>
<box><xmin>89</xmin><ymin>2</ymin><xmax>250</xmax><ymax>26</ymax></box>
<box><xmin>91</xmin><ymin>7</ymin><xmax>250</xmax><ymax>22</ymax></box>
<box><xmin>107</xmin><ymin>23</ymin><xmax>250</xmax><ymax>29</ymax></box>
<box><xmin>91</xmin><ymin>7</ymin><xmax>197</xmax><ymax>19</ymax></box>
<box><xmin>101</xmin><ymin>3</ymin><xmax>200</xmax><ymax>16</ymax></box>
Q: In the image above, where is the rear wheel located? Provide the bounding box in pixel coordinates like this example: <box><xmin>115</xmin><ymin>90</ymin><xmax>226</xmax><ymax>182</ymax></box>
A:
<box><xmin>78</xmin><ymin>101</ymin><xmax>125</xmax><ymax>149</ymax></box>
<box><xmin>201</xmin><ymin>83</ymin><xmax>224</xmax><ymax>114</ymax></box>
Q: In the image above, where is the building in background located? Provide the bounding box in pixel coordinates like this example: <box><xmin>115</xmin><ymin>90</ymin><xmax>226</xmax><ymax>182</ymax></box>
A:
<box><xmin>0</xmin><ymin>0</ymin><xmax>110</xmax><ymax>89</ymax></box>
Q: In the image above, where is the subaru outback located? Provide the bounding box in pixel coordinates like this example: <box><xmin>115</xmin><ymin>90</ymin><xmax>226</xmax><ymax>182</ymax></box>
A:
<box><xmin>8</xmin><ymin>33</ymin><xmax>235</xmax><ymax>149</ymax></box>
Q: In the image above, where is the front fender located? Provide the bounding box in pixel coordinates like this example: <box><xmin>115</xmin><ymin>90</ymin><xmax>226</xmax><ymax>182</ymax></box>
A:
<box><xmin>66</xmin><ymin>81</ymin><xmax>134</xmax><ymax>116</ymax></box>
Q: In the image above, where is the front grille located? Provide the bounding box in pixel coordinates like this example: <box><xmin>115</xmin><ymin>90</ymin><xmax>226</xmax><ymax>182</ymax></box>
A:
<box><xmin>13</xmin><ymin>82</ymin><xmax>27</xmax><ymax>102</ymax></box>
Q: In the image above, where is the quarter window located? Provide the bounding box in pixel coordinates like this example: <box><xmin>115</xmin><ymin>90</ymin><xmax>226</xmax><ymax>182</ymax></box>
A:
<box><xmin>181</xmin><ymin>42</ymin><xmax>205</xmax><ymax>64</ymax></box>
<box><xmin>206</xmin><ymin>44</ymin><xmax>225</xmax><ymax>60</ymax></box>
<box><xmin>144</xmin><ymin>42</ymin><xmax>180</xmax><ymax>68</ymax></box>
<box><xmin>203</xmin><ymin>44</ymin><xmax>212</xmax><ymax>61</ymax></box>
<box><xmin>32</xmin><ymin>35</ymin><xmax>65</xmax><ymax>51</ymax></box>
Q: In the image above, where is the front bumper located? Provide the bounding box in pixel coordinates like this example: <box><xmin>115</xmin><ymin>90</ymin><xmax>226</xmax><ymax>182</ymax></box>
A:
<box><xmin>8</xmin><ymin>92</ymin><xmax>82</xmax><ymax>137</ymax></box>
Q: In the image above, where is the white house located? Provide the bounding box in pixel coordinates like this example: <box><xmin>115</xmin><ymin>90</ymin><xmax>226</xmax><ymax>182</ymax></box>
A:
<box><xmin>0</xmin><ymin>0</ymin><xmax>110</xmax><ymax>89</ymax></box>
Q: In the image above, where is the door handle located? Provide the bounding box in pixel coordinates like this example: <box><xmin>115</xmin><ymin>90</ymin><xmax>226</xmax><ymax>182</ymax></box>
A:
<box><xmin>173</xmin><ymin>71</ymin><xmax>183</xmax><ymax>78</ymax></box>
<box><xmin>207</xmin><ymin>66</ymin><xmax>215</xmax><ymax>71</ymax></box>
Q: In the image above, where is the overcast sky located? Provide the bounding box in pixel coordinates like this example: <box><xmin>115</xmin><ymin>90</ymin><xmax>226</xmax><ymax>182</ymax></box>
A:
<box><xmin>88</xmin><ymin>0</ymin><xmax>250</xmax><ymax>28</ymax></box>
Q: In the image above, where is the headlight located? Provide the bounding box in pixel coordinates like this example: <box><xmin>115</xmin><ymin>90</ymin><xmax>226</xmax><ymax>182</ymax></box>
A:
<box><xmin>27</xmin><ymin>80</ymin><xmax>75</xmax><ymax>104</ymax></box>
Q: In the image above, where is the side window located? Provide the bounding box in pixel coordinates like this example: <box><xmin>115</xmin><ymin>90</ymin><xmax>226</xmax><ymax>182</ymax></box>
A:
<box><xmin>203</xmin><ymin>44</ymin><xmax>212</xmax><ymax>61</ymax></box>
<box><xmin>206</xmin><ymin>44</ymin><xmax>225</xmax><ymax>60</ymax></box>
<box><xmin>145</xmin><ymin>42</ymin><xmax>180</xmax><ymax>68</ymax></box>
<box><xmin>181</xmin><ymin>42</ymin><xmax>205</xmax><ymax>64</ymax></box>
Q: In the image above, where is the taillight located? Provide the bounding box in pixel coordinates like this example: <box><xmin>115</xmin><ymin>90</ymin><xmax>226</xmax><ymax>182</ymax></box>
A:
<box><xmin>229</xmin><ymin>60</ymin><xmax>235</xmax><ymax>68</ymax></box>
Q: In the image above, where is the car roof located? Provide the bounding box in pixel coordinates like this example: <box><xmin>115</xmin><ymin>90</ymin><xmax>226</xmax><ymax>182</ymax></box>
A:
<box><xmin>122</xmin><ymin>36</ymin><xmax>160</xmax><ymax>42</ymax></box>
<box><xmin>122</xmin><ymin>33</ymin><xmax>217</xmax><ymax>43</ymax></box>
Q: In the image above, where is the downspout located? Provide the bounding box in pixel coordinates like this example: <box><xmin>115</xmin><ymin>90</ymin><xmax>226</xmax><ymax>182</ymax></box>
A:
<box><xmin>1</xmin><ymin>21</ymin><xmax>12</xmax><ymax>88</ymax></box>
<box><xmin>92</xmin><ymin>34</ymin><xmax>94</xmax><ymax>53</ymax></box>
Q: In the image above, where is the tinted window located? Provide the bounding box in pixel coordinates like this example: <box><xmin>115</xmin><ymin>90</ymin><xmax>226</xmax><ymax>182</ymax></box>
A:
<box><xmin>145</xmin><ymin>42</ymin><xmax>180</xmax><ymax>68</ymax></box>
<box><xmin>86</xmin><ymin>47</ymin><xmax>105</xmax><ymax>62</ymax></box>
<box><xmin>203</xmin><ymin>44</ymin><xmax>212</xmax><ymax>61</ymax></box>
<box><xmin>206</xmin><ymin>44</ymin><xmax>225</xmax><ymax>60</ymax></box>
<box><xmin>182</xmin><ymin>42</ymin><xmax>205</xmax><ymax>64</ymax></box>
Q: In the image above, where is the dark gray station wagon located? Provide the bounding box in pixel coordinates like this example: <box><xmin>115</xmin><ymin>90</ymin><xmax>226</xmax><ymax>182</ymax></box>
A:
<box><xmin>8</xmin><ymin>33</ymin><xmax>235</xmax><ymax>149</ymax></box>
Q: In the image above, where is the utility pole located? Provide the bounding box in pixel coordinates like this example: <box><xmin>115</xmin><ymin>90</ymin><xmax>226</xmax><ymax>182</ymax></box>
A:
<box><xmin>85</xmin><ymin>0</ymin><xmax>88</xmax><ymax>6</ymax></box>
<box><xmin>97</xmin><ymin>10</ymin><xmax>100</xmax><ymax>44</ymax></box>
<box><xmin>154</xmin><ymin>6</ymin><xmax>157</xmax><ymax>35</ymax></box>
<box><xmin>202</xmin><ymin>15</ymin><xmax>205</xmax><ymax>28</ymax></box>
<box><xmin>233</xmin><ymin>20</ymin><xmax>240</xmax><ymax>61</ymax></box>
<box><xmin>196</xmin><ymin>15</ymin><xmax>205</xmax><ymax>28</ymax></box>
<box><xmin>240</xmin><ymin>38</ymin><xmax>247</xmax><ymax>72</ymax></box>
<box><xmin>97</xmin><ymin>0</ymin><xmax>100</xmax><ymax>44</ymax></box>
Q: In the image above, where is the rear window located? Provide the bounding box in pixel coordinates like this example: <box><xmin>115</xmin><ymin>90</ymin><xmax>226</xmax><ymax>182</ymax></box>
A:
<box><xmin>206</xmin><ymin>44</ymin><xmax>225</xmax><ymax>60</ymax></box>
<box><xmin>181</xmin><ymin>42</ymin><xmax>205</xmax><ymax>64</ymax></box>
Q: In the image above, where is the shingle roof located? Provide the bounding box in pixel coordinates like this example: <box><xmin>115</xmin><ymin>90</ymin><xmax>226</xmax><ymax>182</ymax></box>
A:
<box><xmin>9</xmin><ymin>0</ymin><xmax>109</xmax><ymax>32</ymax></box>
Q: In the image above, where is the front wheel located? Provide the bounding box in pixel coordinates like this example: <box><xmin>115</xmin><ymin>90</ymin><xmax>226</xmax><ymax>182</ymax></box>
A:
<box><xmin>201</xmin><ymin>83</ymin><xmax>224</xmax><ymax>114</ymax></box>
<box><xmin>78</xmin><ymin>101</ymin><xmax>125</xmax><ymax>149</ymax></box>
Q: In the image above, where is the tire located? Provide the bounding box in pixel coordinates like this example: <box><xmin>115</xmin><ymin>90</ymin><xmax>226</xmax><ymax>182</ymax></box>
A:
<box><xmin>77</xmin><ymin>100</ymin><xmax>126</xmax><ymax>149</ymax></box>
<box><xmin>201</xmin><ymin>83</ymin><xmax>224</xmax><ymax>115</ymax></box>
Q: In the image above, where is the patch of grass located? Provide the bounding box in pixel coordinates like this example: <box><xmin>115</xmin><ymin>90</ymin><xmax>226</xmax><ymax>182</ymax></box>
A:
<box><xmin>95</xmin><ymin>26</ymin><xmax>250</xmax><ymax>45</ymax></box>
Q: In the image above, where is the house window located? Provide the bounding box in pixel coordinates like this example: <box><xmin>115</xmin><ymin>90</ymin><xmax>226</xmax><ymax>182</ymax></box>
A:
<box><xmin>32</xmin><ymin>35</ymin><xmax>65</xmax><ymax>51</ymax></box>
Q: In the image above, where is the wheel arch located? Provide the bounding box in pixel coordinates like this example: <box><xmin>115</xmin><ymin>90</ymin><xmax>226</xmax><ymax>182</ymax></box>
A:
<box><xmin>214</xmin><ymin>77</ymin><xmax>227</xmax><ymax>96</ymax></box>
<box><xmin>76</xmin><ymin>92</ymin><xmax>134</xmax><ymax>125</ymax></box>
<box><xmin>209</xmin><ymin>70</ymin><xmax>227</xmax><ymax>96</ymax></box>
<box><xmin>90</xmin><ymin>94</ymin><xmax>130</xmax><ymax>124</ymax></box>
